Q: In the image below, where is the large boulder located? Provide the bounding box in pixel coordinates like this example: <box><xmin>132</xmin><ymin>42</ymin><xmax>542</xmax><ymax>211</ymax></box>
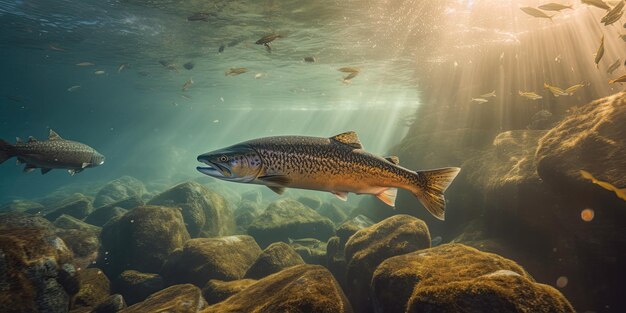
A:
<box><xmin>72</xmin><ymin>268</ymin><xmax>111</xmax><ymax>310</ymax></box>
<box><xmin>115</xmin><ymin>270</ymin><xmax>164</xmax><ymax>305</ymax></box>
<box><xmin>162</xmin><ymin>235</ymin><xmax>262</xmax><ymax>287</ymax></box>
<box><xmin>202</xmin><ymin>265</ymin><xmax>352</xmax><ymax>313</ymax></box>
<box><xmin>336</xmin><ymin>215</ymin><xmax>374</xmax><ymax>246</ymax></box>
<box><xmin>45</xmin><ymin>194</ymin><xmax>93</xmax><ymax>221</ymax></box>
<box><xmin>120</xmin><ymin>284</ymin><xmax>207</xmax><ymax>313</ymax></box>
<box><xmin>0</xmin><ymin>213</ymin><xmax>78</xmax><ymax>313</ymax></box>
<box><xmin>372</xmin><ymin>244</ymin><xmax>574</xmax><ymax>313</ymax></box>
<box><xmin>97</xmin><ymin>205</ymin><xmax>190</xmax><ymax>277</ymax></box>
<box><xmin>234</xmin><ymin>200</ymin><xmax>262</xmax><ymax>231</ymax></box>
<box><xmin>0</xmin><ymin>200</ymin><xmax>44</xmax><ymax>213</ymax></box>
<box><xmin>53</xmin><ymin>215</ymin><xmax>101</xmax><ymax>267</ymax></box>
<box><xmin>202</xmin><ymin>279</ymin><xmax>257</xmax><ymax>305</ymax></box>
<box><xmin>91</xmin><ymin>294</ymin><xmax>126</xmax><ymax>313</ymax></box>
<box><xmin>344</xmin><ymin>214</ymin><xmax>431</xmax><ymax>313</ymax></box>
<box><xmin>247</xmin><ymin>198</ymin><xmax>335</xmax><ymax>247</ymax></box>
<box><xmin>53</xmin><ymin>214</ymin><xmax>100</xmax><ymax>233</ymax></box>
<box><xmin>244</xmin><ymin>242</ymin><xmax>304</xmax><ymax>279</ymax></box>
<box><xmin>288</xmin><ymin>238</ymin><xmax>327</xmax><ymax>265</ymax></box>
<box><xmin>94</xmin><ymin>176</ymin><xmax>147</xmax><ymax>208</ymax></box>
<box><xmin>85</xmin><ymin>206</ymin><xmax>128</xmax><ymax>227</ymax></box>
<box><xmin>148</xmin><ymin>181</ymin><xmax>235</xmax><ymax>237</ymax></box>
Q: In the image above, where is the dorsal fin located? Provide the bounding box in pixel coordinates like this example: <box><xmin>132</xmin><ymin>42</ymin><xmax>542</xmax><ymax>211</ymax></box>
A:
<box><xmin>330</xmin><ymin>131</ymin><xmax>362</xmax><ymax>149</ymax></box>
<box><xmin>28</xmin><ymin>136</ymin><xmax>37</xmax><ymax>143</ymax></box>
<box><xmin>385</xmin><ymin>156</ymin><xmax>400</xmax><ymax>165</ymax></box>
<box><xmin>49</xmin><ymin>129</ymin><xmax>62</xmax><ymax>140</ymax></box>
<box><xmin>16</xmin><ymin>137</ymin><xmax>22</xmax><ymax>144</ymax></box>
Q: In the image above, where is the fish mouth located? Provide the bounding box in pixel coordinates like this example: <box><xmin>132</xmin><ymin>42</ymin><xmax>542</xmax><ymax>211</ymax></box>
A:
<box><xmin>196</xmin><ymin>158</ymin><xmax>231</xmax><ymax>178</ymax></box>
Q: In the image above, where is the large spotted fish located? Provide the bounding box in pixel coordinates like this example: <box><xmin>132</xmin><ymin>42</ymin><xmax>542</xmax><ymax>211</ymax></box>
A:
<box><xmin>197</xmin><ymin>131</ymin><xmax>460</xmax><ymax>220</ymax></box>
<box><xmin>0</xmin><ymin>129</ymin><xmax>105</xmax><ymax>175</ymax></box>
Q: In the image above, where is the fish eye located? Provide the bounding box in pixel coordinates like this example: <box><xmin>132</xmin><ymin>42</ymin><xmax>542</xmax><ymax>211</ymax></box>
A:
<box><xmin>219</xmin><ymin>155</ymin><xmax>228</xmax><ymax>162</ymax></box>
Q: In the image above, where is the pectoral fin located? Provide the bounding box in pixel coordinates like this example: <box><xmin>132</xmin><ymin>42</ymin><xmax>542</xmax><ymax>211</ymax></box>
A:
<box><xmin>41</xmin><ymin>168</ymin><xmax>52</xmax><ymax>175</ymax></box>
<box><xmin>375</xmin><ymin>188</ymin><xmax>398</xmax><ymax>207</ymax></box>
<box><xmin>258</xmin><ymin>175</ymin><xmax>291</xmax><ymax>186</ymax></box>
<box><xmin>331</xmin><ymin>191</ymin><xmax>349</xmax><ymax>201</ymax></box>
<box><xmin>267</xmin><ymin>186</ymin><xmax>286</xmax><ymax>195</ymax></box>
<box><xmin>81</xmin><ymin>162</ymin><xmax>90</xmax><ymax>169</ymax></box>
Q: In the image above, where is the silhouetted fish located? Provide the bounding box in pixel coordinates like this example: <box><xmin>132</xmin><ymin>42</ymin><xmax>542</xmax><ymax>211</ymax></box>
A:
<box><xmin>197</xmin><ymin>131</ymin><xmax>461</xmax><ymax>220</ymax></box>
<box><xmin>0</xmin><ymin>130</ymin><xmax>105</xmax><ymax>175</ymax></box>
<box><xmin>187</xmin><ymin>13</ymin><xmax>211</xmax><ymax>22</ymax></box>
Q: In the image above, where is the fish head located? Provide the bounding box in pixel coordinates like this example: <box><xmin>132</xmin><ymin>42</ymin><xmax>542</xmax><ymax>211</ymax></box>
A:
<box><xmin>90</xmin><ymin>151</ymin><xmax>105</xmax><ymax>167</ymax></box>
<box><xmin>197</xmin><ymin>145</ymin><xmax>262</xmax><ymax>182</ymax></box>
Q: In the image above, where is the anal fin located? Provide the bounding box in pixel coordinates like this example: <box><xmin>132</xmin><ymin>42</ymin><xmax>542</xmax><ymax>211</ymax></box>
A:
<box><xmin>375</xmin><ymin>188</ymin><xmax>398</xmax><ymax>207</ymax></box>
<box><xmin>331</xmin><ymin>191</ymin><xmax>349</xmax><ymax>201</ymax></box>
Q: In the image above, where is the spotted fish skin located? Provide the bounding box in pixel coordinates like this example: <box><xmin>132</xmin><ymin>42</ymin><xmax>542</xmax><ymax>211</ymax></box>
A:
<box><xmin>197</xmin><ymin>131</ymin><xmax>460</xmax><ymax>220</ymax></box>
<box><xmin>0</xmin><ymin>129</ymin><xmax>105</xmax><ymax>175</ymax></box>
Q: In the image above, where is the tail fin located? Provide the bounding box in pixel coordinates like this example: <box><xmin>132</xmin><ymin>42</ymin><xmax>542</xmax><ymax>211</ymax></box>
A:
<box><xmin>0</xmin><ymin>139</ymin><xmax>14</xmax><ymax>164</ymax></box>
<box><xmin>411</xmin><ymin>167</ymin><xmax>461</xmax><ymax>221</ymax></box>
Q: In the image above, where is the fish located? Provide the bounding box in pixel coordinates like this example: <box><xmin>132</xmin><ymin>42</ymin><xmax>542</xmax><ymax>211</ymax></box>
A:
<box><xmin>218</xmin><ymin>44</ymin><xmax>225</xmax><ymax>53</ymax></box>
<box><xmin>479</xmin><ymin>90</ymin><xmax>496</xmax><ymax>98</ymax></box>
<box><xmin>76</xmin><ymin>62</ymin><xmax>94</xmax><ymax>67</ymax></box>
<box><xmin>225</xmin><ymin>68</ymin><xmax>248</xmax><ymax>76</ymax></box>
<box><xmin>182</xmin><ymin>78</ymin><xmax>194</xmax><ymax>91</ymax></box>
<box><xmin>187</xmin><ymin>13</ymin><xmax>211</xmax><ymax>22</ymax></box>
<box><xmin>48</xmin><ymin>44</ymin><xmax>66</xmax><ymax>52</ymax></box>
<box><xmin>255</xmin><ymin>34</ymin><xmax>283</xmax><ymax>53</ymax></box>
<box><xmin>580</xmin><ymin>170</ymin><xmax>626</xmax><ymax>201</ymax></box>
<box><xmin>227</xmin><ymin>39</ymin><xmax>242</xmax><ymax>47</ymax></box>
<box><xmin>159</xmin><ymin>60</ymin><xmax>180</xmax><ymax>73</ymax></box>
<box><xmin>117</xmin><ymin>63</ymin><xmax>128</xmax><ymax>73</ymax></box>
<box><xmin>338</xmin><ymin>67</ymin><xmax>360</xmax><ymax>73</ymax></box>
<box><xmin>520</xmin><ymin>7</ymin><xmax>555</xmax><ymax>20</ymax></box>
<box><xmin>470</xmin><ymin>98</ymin><xmax>489</xmax><ymax>103</ymax></box>
<box><xmin>538</xmin><ymin>3</ymin><xmax>573</xmax><ymax>11</ymax></box>
<box><xmin>196</xmin><ymin>131</ymin><xmax>461</xmax><ymax>220</ymax></box>
<box><xmin>601</xmin><ymin>1</ymin><xmax>624</xmax><ymax>25</ymax></box>
<box><xmin>544</xmin><ymin>83</ymin><xmax>569</xmax><ymax>96</ymax></box>
<box><xmin>0</xmin><ymin>129</ymin><xmax>105</xmax><ymax>176</ymax></box>
<box><xmin>67</xmin><ymin>85</ymin><xmax>81</xmax><ymax>92</ymax></box>
<box><xmin>254</xmin><ymin>73</ymin><xmax>265</xmax><ymax>79</ymax></box>
<box><xmin>181</xmin><ymin>94</ymin><xmax>192</xmax><ymax>100</ymax></box>
<box><xmin>609</xmin><ymin>73</ymin><xmax>626</xmax><ymax>83</ymax></box>
<box><xmin>342</xmin><ymin>71</ymin><xmax>359</xmax><ymax>83</ymax></box>
<box><xmin>565</xmin><ymin>83</ymin><xmax>586</xmax><ymax>95</ymax></box>
<box><xmin>184</xmin><ymin>62</ymin><xmax>195</xmax><ymax>70</ymax></box>
<box><xmin>595</xmin><ymin>35</ymin><xmax>605</xmax><ymax>69</ymax></box>
<box><xmin>94</xmin><ymin>70</ymin><xmax>105</xmax><ymax>75</ymax></box>
<box><xmin>581</xmin><ymin>0</ymin><xmax>611</xmax><ymax>10</ymax></box>
<box><xmin>607</xmin><ymin>59</ymin><xmax>621</xmax><ymax>74</ymax></box>
<box><xmin>304</xmin><ymin>56</ymin><xmax>316</xmax><ymax>63</ymax></box>
<box><xmin>519</xmin><ymin>90</ymin><xmax>543</xmax><ymax>100</ymax></box>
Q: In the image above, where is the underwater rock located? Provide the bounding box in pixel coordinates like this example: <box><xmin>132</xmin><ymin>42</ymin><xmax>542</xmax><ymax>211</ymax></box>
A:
<box><xmin>289</xmin><ymin>238</ymin><xmax>327</xmax><ymax>265</ymax></box>
<box><xmin>240</xmin><ymin>189</ymin><xmax>262</xmax><ymax>204</ymax></box>
<box><xmin>45</xmin><ymin>195</ymin><xmax>94</xmax><ymax>221</ymax></box>
<box><xmin>296</xmin><ymin>194</ymin><xmax>322</xmax><ymax>209</ymax></box>
<box><xmin>148</xmin><ymin>181</ymin><xmax>236</xmax><ymax>238</ymax></box>
<box><xmin>317</xmin><ymin>201</ymin><xmax>348</xmax><ymax>225</ymax></box>
<box><xmin>97</xmin><ymin>205</ymin><xmax>190</xmax><ymax>278</ymax></box>
<box><xmin>325</xmin><ymin>236</ymin><xmax>348</xmax><ymax>289</ymax></box>
<box><xmin>115</xmin><ymin>270</ymin><xmax>164</xmax><ymax>305</ymax></box>
<box><xmin>95</xmin><ymin>196</ymin><xmax>143</xmax><ymax>211</ymax></box>
<box><xmin>234</xmin><ymin>200</ymin><xmax>262</xmax><ymax>231</ymax></box>
<box><xmin>93</xmin><ymin>176</ymin><xmax>147</xmax><ymax>208</ymax></box>
<box><xmin>201</xmin><ymin>265</ymin><xmax>352</xmax><ymax>313</ymax></box>
<box><xmin>0</xmin><ymin>213</ymin><xmax>77</xmax><ymax>313</ymax></box>
<box><xmin>536</xmin><ymin>92</ymin><xmax>626</xmax><ymax>204</ymax></box>
<box><xmin>0</xmin><ymin>199</ymin><xmax>44</xmax><ymax>213</ymax></box>
<box><xmin>344</xmin><ymin>214</ymin><xmax>431</xmax><ymax>313</ymax></box>
<box><xmin>372</xmin><ymin>243</ymin><xmax>574</xmax><ymax>313</ymax></box>
<box><xmin>336</xmin><ymin>214</ymin><xmax>374</xmax><ymax>246</ymax></box>
<box><xmin>243</xmin><ymin>242</ymin><xmax>304</xmax><ymax>279</ymax></box>
<box><xmin>247</xmin><ymin>198</ymin><xmax>335</xmax><ymax>247</ymax></box>
<box><xmin>528</xmin><ymin>109</ymin><xmax>555</xmax><ymax>130</ymax></box>
<box><xmin>161</xmin><ymin>235</ymin><xmax>262</xmax><ymax>287</ymax></box>
<box><xmin>85</xmin><ymin>206</ymin><xmax>128</xmax><ymax>227</ymax></box>
<box><xmin>55</xmin><ymin>228</ymin><xmax>100</xmax><ymax>268</ymax></box>
<box><xmin>201</xmin><ymin>279</ymin><xmax>256</xmax><ymax>305</ymax></box>
<box><xmin>91</xmin><ymin>294</ymin><xmax>126</xmax><ymax>313</ymax></box>
<box><xmin>54</xmin><ymin>214</ymin><xmax>101</xmax><ymax>232</ymax></box>
<box><xmin>72</xmin><ymin>268</ymin><xmax>111</xmax><ymax>310</ymax></box>
<box><xmin>119</xmin><ymin>284</ymin><xmax>207</xmax><ymax>313</ymax></box>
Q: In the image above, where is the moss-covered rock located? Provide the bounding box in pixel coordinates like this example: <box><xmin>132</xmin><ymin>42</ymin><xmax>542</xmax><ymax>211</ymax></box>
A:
<box><xmin>54</xmin><ymin>214</ymin><xmax>100</xmax><ymax>232</ymax></box>
<box><xmin>0</xmin><ymin>213</ymin><xmax>77</xmax><ymax>313</ymax></box>
<box><xmin>336</xmin><ymin>215</ymin><xmax>374</xmax><ymax>246</ymax></box>
<box><xmin>244</xmin><ymin>242</ymin><xmax>304</xmax><ymax>279</ymax></box>
<box><xmin>95</xmin><ymin>196</ymin><xmax>143</xmax><ymax>211</ymax></box>
<box><xmin>0</xmin><ymin>199</ymin><xmax>44</xmax><ymax>213</ymax></box>
<box><xmin>97</xmin><ymin>205</ymin><xmax>190</xmax><ymax>277</ymax></box>
<box><xmin>85</xmin><ymin>206</ymin><xmax>128</xmax><ymax>227</ymax></box>
<box><xmin>372</xmin><ymin>243</ymin><xmax>574</xmax><ymax>313</ymax></box>
<box><xmin>318</xmin><ymin>202</ymin><xmax>348</xmax><ymax>225</ymax></box>
<box><xmin>234</xmin><ymin>200</ymin><xmax>262</xmax><ymax>231</ymax></box>
<box><xmin>45</xmin><ymin>194</ymin><xmax>94</xmax><ymax>221</ymax></box>
<box><xmin>56</xmin><ymin>229</ymin><xmax>100</xmax><ymax>268</ymax></box>
<box><xmin>247</xmin><ymin>198</ymin><xmax>335</xmax><ymax>247</ymax></box>
<box><xmin>91</xmin><ymin>294</ymin><xmax>126</xmax><ymax>313</ymax></box>
<box><xmin>94</xmin><ymin>176</ymin><xmax>147</xmax><ymax>208</ymax></box>
<box><xmin>72</xmin><ymin>268</ymin><xmax>111</xmax><ymax>309</ymax></box>
<box><xmin>162</xmin><ymin>235</ymin><xmax>262</xmax><ymax>287</ymax></box>
<box><xmin>296</xmin><ymin>195</ymin><xmax>322</xmax><ymax>210</ymax></box>
<box><xmin>148</xmin><ymin>181</ymin><xmax>235</xmax><ymax>237</ymax></box>
<box><xmin>202</xmin><ymin>279</ymin><xmax>256</xmax><ymax>305</ymax></box>
<box><xmin>201</xmin><ymin>265</ymin><xmax>352</xmax><ymax>313</ymax></box>
<box><xmin>288</xmin><ymin>238</ymin><xmax>327</xmax><ymax>265</ymax></box>
<box><xmin>115</xmin><ymin>270</ymin><xmax>164</xmax><ymax>305</ymax></box>
<box><xmin>240</xmin><ymin>189</ymin><xmax>262</xmax><ymax>204</ymax></box>
<box><xmin>345</xmin><ymin>214</ymin><xmax>431</xmax><ymax>313</ymax></box>
<box><xmin>120</xmin><ymin>284</ymin><xmax>207</xmax><ymax>313</ymax></box>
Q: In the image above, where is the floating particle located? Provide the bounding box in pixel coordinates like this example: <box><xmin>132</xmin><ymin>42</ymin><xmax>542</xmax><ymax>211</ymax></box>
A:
<box><xmin>581</xmin><ymin>208</ymin><xmax>595</xmax><ymax>222</ymax></box>
<box><xmin>556</xmin><ymin>276</ymin><xmax>568</xmax><ymax>288</ymax></box>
